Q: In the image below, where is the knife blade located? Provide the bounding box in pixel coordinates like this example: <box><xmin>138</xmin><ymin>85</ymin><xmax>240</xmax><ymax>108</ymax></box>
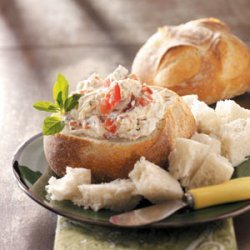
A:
<box><xmin>109</xmin><ymin>177</ymin><xmax>250</xmax><ymax>226</ymax></box>
<box><xmin>110</xmin><ymin>200</ymin><xmax>187</xmax><ymax>226</ymax></box>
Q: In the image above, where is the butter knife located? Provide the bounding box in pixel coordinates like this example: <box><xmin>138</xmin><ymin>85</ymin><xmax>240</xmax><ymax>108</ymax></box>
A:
<box><xmin>110</xmin><ymin>177</ymin><xmax>250</xmax><ymax>226</ymax></box>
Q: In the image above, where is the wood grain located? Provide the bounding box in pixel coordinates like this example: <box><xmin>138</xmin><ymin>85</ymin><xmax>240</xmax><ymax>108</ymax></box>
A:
<box><xmin>0</xmin><ymin>0</ymin><xmax>249</xmax><ymax>249</ymax></box>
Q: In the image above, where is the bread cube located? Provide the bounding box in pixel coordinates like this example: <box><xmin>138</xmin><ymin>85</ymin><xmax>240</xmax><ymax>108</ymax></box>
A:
<box><xmin>74</xmin><ymin>179</ymin><xmax>141</xmax><ymax>212</ymax></box>
<box><xmin>46</xmin><ymin>167</ymin><xmax>91</xmax><ymax>201</ymax></box>
<box><xmin>129</xmin><ymin>157</ymin><xmax>183</xmax><ymax>203</ymax></box>
<box><xmin>182</xmin><ymin>95</ymin><xmax>199</xmax><ymax>107</ymax></box>
<box><xmin>183</xmin><ymin>96</ymin><xmax>220</xmax><ymax>134</ymax></box>
<box><xmin>168</xmin><ymin>138</ymin><xmax>210</xmax><ymax>187</ymax></box>
<box><xmin>215</xmin><ymin>100</ymin><xmax>250</xmax><ymax>124</ymax></box>
<box><xmin>191</xmin><ymin>133</ymin><xmax>221</xmax><ymax>154</ymax></box>
<box><xmin>189</xmin><ymin>152</ymin><xmax>234</xmax><ymax>189</ymax></box>
<box><xmin>220</xmin><ymin>118</ymin><xmax>250</xmax><ymax>166</ymax></box>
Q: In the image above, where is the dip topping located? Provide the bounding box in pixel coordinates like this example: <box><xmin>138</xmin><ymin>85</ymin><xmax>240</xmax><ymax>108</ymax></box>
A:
<box><xmin>64</xmin><ymin>66</ymin><xmax>168</xmax><ymax>140</ymax></box>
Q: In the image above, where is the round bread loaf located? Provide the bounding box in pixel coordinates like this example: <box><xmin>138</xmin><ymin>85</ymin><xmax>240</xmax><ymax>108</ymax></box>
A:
<box><xmin>132</xmin><ymin>18</ymin><xmax>250</xmax><ymax>104</ymax></box>
<box><xmin>44</xmin><ymin>88</ymin><xmax>196</xmax><ymax>183</ymax></box>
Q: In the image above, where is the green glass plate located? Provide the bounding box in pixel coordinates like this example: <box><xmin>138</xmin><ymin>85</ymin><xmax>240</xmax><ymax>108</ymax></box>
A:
<box><xmin>12</xmin><ymin>133</ymin><xmax>250</xmax><ymax>228</ymax></box>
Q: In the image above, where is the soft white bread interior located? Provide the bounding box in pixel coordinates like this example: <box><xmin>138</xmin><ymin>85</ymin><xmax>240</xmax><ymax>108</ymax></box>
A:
<box><xmin>168</xmin><ymin>138</ymin><xmax>211</xmax><ymax>187</ymax></box>
<box><xmin>189</xmin><ymin>152</ymin><xmax>234</xmax><ymax>189</ymax></box>
<box><xmin>168</xmin><ymin>136</ymin><xmax>233</xmax><ymax>189</ymax></box>
<box><xmin>215</xmin><ymin>100</ymin><xmax>250</xmax><ymax>124</ymax></box>
<box><xmin>46</xmin><ymin>167</ymin><xmax>91</xmax><ymax>201</ymax></box>
<box><xmin>191</xmin><ymin>133</ymin><xmax>221</xmax><ymax>155</ymax></box>
<box><xmin>132</xmin><ymin>18</ymin><xmax>250</xmax><ymax>104</ymax></box>
<box><xmin>47</xmin><ymin>167</ymin><xmax>141</xmax><ymax>212</ymax></box>
<box><xmin>44</xmin><ymin>88</ymin><xmax>196</xmax><ymax>183</ymax></box>
<box><xmin>182</xmin><ymin>95</ymin><xmax>220</xmax><ymax>135</ymax></box>
<box><xmin>129</xmin><ymin>157</ymin><xmax>183</xmax><ymax>203</ymax></box>
<box><xmin>181</xmin><ymin>94</ymin><xmax>198</xmax><ymax>107</ymax></box>
<box><xmin>74</xmin><ymin>179</ymin><xmax>141</xmax><ymax>212</ymax></box>
<box><xmin>220</xmin><ymin>118</ymin><xmax>250</xmax><ymax>166</ymax></box>
<box><xmin>183</xmin><ymin>96</ymin><xmax>250</xmax><ymax>167</ymax></box>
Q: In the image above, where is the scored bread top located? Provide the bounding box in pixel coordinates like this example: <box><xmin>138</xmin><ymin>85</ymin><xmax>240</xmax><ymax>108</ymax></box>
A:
<box><xmin>132</xmin><ymin>18</ymin><xmax>250</xmax><ymax>104</ymax></box>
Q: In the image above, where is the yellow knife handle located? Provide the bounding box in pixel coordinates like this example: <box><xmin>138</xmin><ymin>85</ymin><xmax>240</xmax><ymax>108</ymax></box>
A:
<box><xmin>188</xmin><ymin>177</ymin><xmax>250</xmax><ymax>209</ymax></box>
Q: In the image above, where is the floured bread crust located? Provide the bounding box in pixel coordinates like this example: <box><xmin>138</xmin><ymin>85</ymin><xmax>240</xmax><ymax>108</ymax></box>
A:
<box><xmin>132</xmin><ymin>18</ymin><xmax>250</xmax><ymax>104</ymax></box>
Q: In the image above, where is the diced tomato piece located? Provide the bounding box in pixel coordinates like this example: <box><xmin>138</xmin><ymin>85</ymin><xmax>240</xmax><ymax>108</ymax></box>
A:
<box><xmin>146</xmin><ymin>94</ymin><xmax>153</xmax><ymax>101</ymax></box>
<box><xmin>138</xmin><ymin>97</ymin><xmax>151</xmax><ymax>106</ymax></box>
<box><xmin>142</xmin><ymin>85</ymin><xmax>153</xmax><ymax>95</ymax></box>
<box><xmin>104</xmin><ymin>118</ymin><xmax>117</xmax><ymax>133</ymax></box>
<box><xmin>100</xmin><ymin>84</ymin><xmax>121</xmax><ymax>114</ymax></box>
<box><xmin>128</xmin><ymin>74</ymin><xmax>138</xmax><ymax>80</ymax></box>
<box><xmin>100</xmin><ymin>99</ymin><xmax>112</xmax><ymax>114</ymax></box>
<box><xmin>112</xmin><ymin>83</ymin><xmax>121</xmax><ymax>105</ymax></box>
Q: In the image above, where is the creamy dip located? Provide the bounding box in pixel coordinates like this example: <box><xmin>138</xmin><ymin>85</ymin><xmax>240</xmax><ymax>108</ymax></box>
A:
<box><xmin>63</xmin><ymin>66</ymin><xmax>168</xmax><ymax>140</ymax></box>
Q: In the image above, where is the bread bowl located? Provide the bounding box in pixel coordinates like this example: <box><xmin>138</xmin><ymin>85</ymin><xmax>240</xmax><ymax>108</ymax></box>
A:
<box><xmin>43</xmin><ymin>66</ymin><xmax>196</xmax><ymax>183</ymax></box>
<box><xmin>132</xmin><ymin>18</ymin><xmax>250</xmax><ymax>104</ymax></box>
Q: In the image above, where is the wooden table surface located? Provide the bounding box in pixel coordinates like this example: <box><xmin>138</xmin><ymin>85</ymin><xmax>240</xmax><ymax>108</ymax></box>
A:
<box><xmin>0</xmin><ymin>0</ymin><xmax>249</xmax><ymax>249</ymax></box>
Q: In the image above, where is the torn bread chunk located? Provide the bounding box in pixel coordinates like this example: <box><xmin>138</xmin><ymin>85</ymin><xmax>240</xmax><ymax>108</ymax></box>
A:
<box><xmin>46</xmin><ymin>167</ymin><xmax>91</xmax><ymax>201</ymax></box>
<box><xmin>73</xmin><ymin>179</ymin><xmax>141</xmax><ymax>212</ymax></box>
<box><xmin>215</xmin><ymin>100</ymin><xmax>250</xmax><ymax>124</ymax></box>
<box><xmin>182</xmin><ymin>95</ymin><xmax>220</xmax><ymax>134</ymax></box>
<box><xmin>129</xmin><ymin>157</ymin><xmax>183</xmax><ymax>203</ymax></box>
<box><xmin>168</xmin><ymin>138</ymin><xmax>210</xmax><ymax>187</ymax></box>
<box><xmin>189</xmin><ymin>152</ymin><xmax>234</xmax><ymax>189</ymax></box>
<box><xmin>220</xmin><ymin>118</ymin><xmax>250</xmax><ymax>166</ymax></box>
<box><xmin>191</xmin><ymin>133</ymin><xmax>221</xmax><ymax>154</ymax></box>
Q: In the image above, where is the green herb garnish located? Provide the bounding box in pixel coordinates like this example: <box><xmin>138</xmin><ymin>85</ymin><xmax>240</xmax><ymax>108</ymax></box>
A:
<box><xmin>33</xmin><ymin>74</ymin><xmax>82</xmax><ymax>135</ymax></box>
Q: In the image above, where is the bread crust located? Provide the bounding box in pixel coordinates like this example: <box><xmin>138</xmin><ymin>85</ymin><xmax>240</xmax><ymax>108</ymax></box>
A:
<box><xmin>132</xmin><ymin>18</ymin><xmax>250</xmax><ymax>104</ymax></box>
<box><xmin>44</xmin><ymin>89</ymin><xmax>196</xmax><ymax>183</ymax></box>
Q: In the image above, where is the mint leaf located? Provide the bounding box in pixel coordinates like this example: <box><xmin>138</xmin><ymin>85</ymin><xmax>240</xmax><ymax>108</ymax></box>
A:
<box><xmin>53</xmin><ymin>74</ymin><xmax>69</xmax><ymax>104</ymax></box>
<box><xmin>56</xmin><ymin>91</ymin><xmax>64</xmax><ymax>109</ymax></box>
<box><xmin>18</xmin><ymin>164</ymin><xmax>42</xmax><ymax>185</ymax></box>
<box><xmin>43</xmin><ymin>116</ymin><xmax>65</xmax><ymax>135</ymax></box>
<box><xmin>33</xmin><ymin>101</ymin><xmax>59</xmax><ymax>112</ymax></box>
<box><xmin>64</xmin><ymin>94</ymin><xmax>82</xmax><ymax>112</ymax></box>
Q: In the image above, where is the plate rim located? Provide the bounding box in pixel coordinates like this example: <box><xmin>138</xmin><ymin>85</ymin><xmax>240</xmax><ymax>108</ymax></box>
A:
<box><xmin>12</xmin><ymin>133</ymin><xmax>250</xmax><ymax>228</ymax></box>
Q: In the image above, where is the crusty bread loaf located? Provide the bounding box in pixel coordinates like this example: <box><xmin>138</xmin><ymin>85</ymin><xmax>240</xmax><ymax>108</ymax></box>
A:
<box><xmin>44</xmin><ymin>88</ymin><xmax>196</xmax><ymax>183</ymax></box>
<box><xmin>132</xmin><ymin>18</ymin><xmax>250</xmax><ymax>104</ymax></box>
